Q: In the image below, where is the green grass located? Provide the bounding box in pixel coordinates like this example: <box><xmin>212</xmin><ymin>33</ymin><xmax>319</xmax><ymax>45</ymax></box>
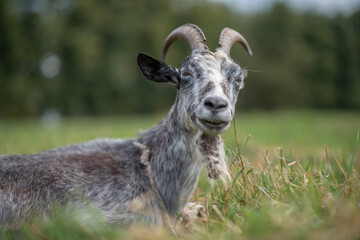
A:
<box><xmin>1</xmin><ymin>110</ymin><xmax>358</xmax><ymax>155</ymax></box>
<box><xmin>1</xmin><ymin>110</ymin><xmax>359</xmax><ymax>239</ymax></box>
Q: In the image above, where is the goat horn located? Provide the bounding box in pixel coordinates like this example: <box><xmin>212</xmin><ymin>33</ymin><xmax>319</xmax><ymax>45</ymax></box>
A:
<box><xmin>162</xmin><ymin>24</ymin><xmax>207</xmax><ymax>60</ymax></box>
<box><xmin>217</xmin><ymin>28</ymin><xmax>253</xmax><ymax>56</ymax></box>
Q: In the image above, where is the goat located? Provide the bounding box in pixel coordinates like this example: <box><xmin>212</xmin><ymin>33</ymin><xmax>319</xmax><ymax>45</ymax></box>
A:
<box><xmin>0</xmin><ymin>24</ymin><xmax>252</xmax><ymax>228</ymax></box>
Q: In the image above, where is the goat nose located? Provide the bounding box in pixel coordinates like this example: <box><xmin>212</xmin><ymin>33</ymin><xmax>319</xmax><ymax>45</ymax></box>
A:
<box><xmin>204</xmin><ymin>96</ymin><xmax>228</xmax><ymax>111</ymax></box>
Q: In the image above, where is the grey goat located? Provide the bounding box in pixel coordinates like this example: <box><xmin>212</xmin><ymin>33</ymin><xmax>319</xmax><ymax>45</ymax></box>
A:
<box><xmin>0</xmin><ymin>24</ymin><xmax>252</xmax><ymax>227</ymax></box>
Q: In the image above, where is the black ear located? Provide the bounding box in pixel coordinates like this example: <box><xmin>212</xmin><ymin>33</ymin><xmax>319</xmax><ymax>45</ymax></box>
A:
<box><xmin>137</xmin><ymin>53</ymin><xmax>179</xmax><ymax>86</ymax></box>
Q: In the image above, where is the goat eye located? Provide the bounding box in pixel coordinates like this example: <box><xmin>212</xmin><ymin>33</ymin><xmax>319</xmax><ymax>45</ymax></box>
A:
<box><xmin>234</xmin><ymin>77</ymin><xmax>242</xmax><ymax>83</ymax></box>
<box><xmin>182</xmin><ymin>71</ymin><xmax>192</xmax><ymax>77</ymax></box>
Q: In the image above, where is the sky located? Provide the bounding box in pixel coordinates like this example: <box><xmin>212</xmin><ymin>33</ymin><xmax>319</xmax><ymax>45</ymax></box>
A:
<box><xmin>212</xmin><ymin>0</ymin><xmax>360</xmax><ymax>16</ymax></box>
<box><xmin>13</xmin><ymin>0</ymin><xmax>360</xmax><ymax>16</ymax></box>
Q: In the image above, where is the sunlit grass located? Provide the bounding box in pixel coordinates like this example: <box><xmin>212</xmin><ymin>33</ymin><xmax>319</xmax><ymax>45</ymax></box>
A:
<box><xmin>0</xmin><ymin>110</ymin><xmax>359</xmax><ymax>239</ymax></box>
<box><xmin>202</xmin><ymin>130</ymin><xmax>360</xmax><ymax>239</ymax></box>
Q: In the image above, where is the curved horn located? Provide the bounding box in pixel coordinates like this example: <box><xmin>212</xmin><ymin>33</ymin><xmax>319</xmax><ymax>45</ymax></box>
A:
<box><xmin>217</xmin><ymin>28</ymin><xmax>253</xmax><ymax>56</ymax></box>
<box><xmin>162</xmin><ymin>24</ymin><xmax>207</xmax><ymax>60</ymax></box>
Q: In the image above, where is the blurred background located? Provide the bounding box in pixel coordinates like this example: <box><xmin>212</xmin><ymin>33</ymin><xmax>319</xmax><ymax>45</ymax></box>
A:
<box><xmin>1</xmin><ymin>2</ymin><xmax>360</xmax><ymax>238</ymax></box>
<box><xmin>0</xmin><ymin>0</ymin><xmax>359</xmax><ymax>118</ymax></box>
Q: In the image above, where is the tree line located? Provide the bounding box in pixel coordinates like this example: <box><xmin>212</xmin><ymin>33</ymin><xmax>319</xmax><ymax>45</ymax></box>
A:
<box><xmin>0</xmin><ymin>0</ymin><xmax>359</xmax><ymax>117</ymax></box>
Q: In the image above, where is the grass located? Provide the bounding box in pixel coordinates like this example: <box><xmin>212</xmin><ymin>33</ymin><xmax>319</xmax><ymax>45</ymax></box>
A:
<box><xmin>0</xmin><ymin>110</ymin><xmax>359</xmax><ymax>239</ymax></box>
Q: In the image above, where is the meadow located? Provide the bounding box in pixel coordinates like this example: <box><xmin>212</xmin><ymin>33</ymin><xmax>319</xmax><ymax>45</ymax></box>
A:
<box><xmin>0</xmin><ymin>110</ymin><xmax>359</xmax><ymax>239</ymax></box>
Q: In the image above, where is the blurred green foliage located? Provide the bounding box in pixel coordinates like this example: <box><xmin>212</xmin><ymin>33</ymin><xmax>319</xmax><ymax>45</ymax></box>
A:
<box><xmin>0</xmin><ymin>0</ymin><xmax>359</xmax><ymax>117</ymax></box>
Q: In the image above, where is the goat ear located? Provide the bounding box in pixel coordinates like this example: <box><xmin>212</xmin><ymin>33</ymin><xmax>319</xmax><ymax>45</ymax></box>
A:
<box><xmin>137</xmin><ymin>53</ymin><xmax>179</xmax><ymax>86</ymax></box>
<box><xmin>242</xmin><ymin>69</ymin><xmax>248</xmax><ymax>78</ymax></box>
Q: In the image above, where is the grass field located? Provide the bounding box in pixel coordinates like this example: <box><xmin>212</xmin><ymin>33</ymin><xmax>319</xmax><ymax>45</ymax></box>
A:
<box><xmin>0</xmin><ymin>110</ymin><xmax>359</xmax><ymax>239</ymax></box>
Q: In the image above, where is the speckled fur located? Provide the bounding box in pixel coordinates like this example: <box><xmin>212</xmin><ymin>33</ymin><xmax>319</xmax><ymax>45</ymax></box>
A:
<box><xmin>0</xmin><ymin>36</ymin><xmax>248</xmax><ymax>227</ymax></box>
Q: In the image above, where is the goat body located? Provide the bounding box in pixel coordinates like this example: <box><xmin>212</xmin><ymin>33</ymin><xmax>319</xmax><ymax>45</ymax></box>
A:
<box><xmin>0</xmin><ymin>109</ymin><xmax>225</xmax><ymax>227</ymax></box>
<box><xmin>0</xmin><ymin>24</ymin><xmax>252</xmax><ymax>227</ymax></box>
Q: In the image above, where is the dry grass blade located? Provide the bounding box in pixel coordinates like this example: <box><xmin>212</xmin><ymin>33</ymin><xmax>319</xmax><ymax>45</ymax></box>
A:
<box><xmin>332</xmin><ymin>153</ymin><xmax>347</xmax><ymax>179</ymax></box>
<box><xmin>325</xmin><ymin>145</ymin><xmax>339</xmax><ymax>187</ymax></box>
<box><xmin>211</xmin><ymin>205</ymin><xmax>225</xmax><ymax>221</ymax></box>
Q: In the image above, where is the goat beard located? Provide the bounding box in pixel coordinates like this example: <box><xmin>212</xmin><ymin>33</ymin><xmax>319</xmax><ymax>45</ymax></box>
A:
<box><xmin>197</xmin><ymin>133</ymin><xmax>230</xmax><ymax>185</ymax></box>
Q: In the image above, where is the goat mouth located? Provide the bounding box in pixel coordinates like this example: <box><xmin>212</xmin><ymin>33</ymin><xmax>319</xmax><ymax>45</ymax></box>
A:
<box><xmin>198</xmin><ymin>118</ymin><xmax>230</xmax><ymax>132</ymax></box>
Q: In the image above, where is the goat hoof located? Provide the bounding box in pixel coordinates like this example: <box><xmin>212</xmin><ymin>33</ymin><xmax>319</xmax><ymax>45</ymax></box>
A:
<box><xmin>180</xmin><ymin>202</ymin><xmax>207</xmax><ymax>228</ymax></box>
